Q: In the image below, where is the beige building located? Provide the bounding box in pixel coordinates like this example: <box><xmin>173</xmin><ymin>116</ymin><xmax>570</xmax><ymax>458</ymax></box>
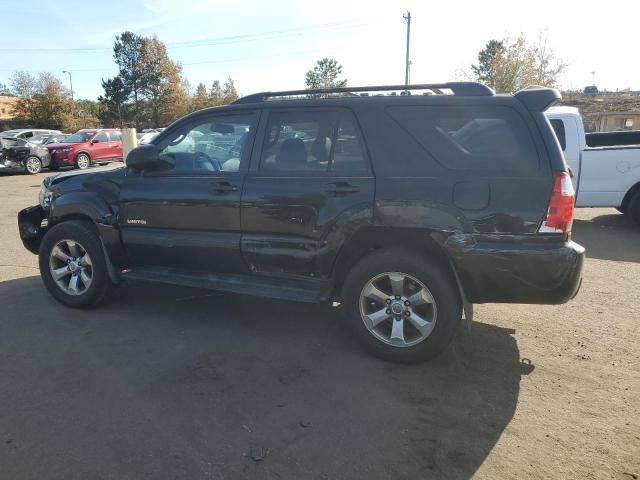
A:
<box><xmin>590</xmin><ymin>112</ymin><xmax>640</xmax><ymax>132</ymax></box>
<box><xmin>0</xmin><ymin>96</ymin><xmax>18</xmax><ymax>120</ymax></box>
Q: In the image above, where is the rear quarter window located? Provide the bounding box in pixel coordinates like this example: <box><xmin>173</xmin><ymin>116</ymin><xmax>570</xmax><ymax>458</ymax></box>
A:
<box><xmin>549</xmin><ymin>119</ymin><xmax>566</xmax><ymax>151</ymax></box>
<box><xmin>386</xmin><ymin>105</ymin><xmax>540</xmax><ymax>175</ymax></box>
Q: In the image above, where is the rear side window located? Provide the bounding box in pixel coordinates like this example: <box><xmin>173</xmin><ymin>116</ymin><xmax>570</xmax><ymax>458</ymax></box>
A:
<box><xmin>260</xmin><ymin>110</ymin><xmax>368</xmax><ymax>175</ymax></box>
<box><xmin>549</xmin><ymin>119</ymin><xmax>566</xmax><ymax>151</ymax></box>
<box><xmin>386</xmin><ymin>105</ymin><xmax>540</xmax><ymax>175</ymax></box>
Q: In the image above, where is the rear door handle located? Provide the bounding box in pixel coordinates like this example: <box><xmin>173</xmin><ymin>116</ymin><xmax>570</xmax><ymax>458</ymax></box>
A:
<box><xmin>324</xmin><ymin>182</ymin><xmax>360</xmax><ymax>194</ymax></box>
<box><xmin>212</xmin><ymin>181</ymin><xmax>239</xmax><ymax>193</ymax></box>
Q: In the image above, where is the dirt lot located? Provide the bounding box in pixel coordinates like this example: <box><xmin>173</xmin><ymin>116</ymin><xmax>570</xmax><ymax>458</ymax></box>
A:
<box><xmin>0</xmin><ymin>169</ymin><xmax>638</xmax><ymax>480</ymax></box>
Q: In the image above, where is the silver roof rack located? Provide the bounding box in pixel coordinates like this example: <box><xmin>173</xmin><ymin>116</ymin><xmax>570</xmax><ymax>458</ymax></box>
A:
<box><xmin>233</xmin><ymin>82</ymin><xmax>494</xmax><ymax>104</ymax></box>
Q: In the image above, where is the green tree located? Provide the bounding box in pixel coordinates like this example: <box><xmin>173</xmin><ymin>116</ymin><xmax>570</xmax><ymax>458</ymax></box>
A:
<box><xmin>72</xmin><ymin>99</ymin><xmax>101</xmax><ymax>130</ymax></box>
<box><xmin>98</xmin><ymin>76</ymin><xmax>131</xmax><ymax>128</ymax></box>
<box><xmin>191</xmin><ymin>82</ymin><xmax>210</xmax><ymax>111</ymax></box>
<box><xmin>471</xmin><ymin>40</ymin><xmax>505</xmax><ymax>87</ymax></box>
<box><xmin>305</xmin><ymin>58</ymin><xmax>347</xmax><ymax>90</ymax></box>
<box><xmin>208</xmin><ymin>80</ymin><xmax>224</xmax><ymax>106</ymax></box>
<box><xmin>113</xmin><ymin>31</ymin><xmax>147</xmax><ymax>128</ymax></box>
<box><xmin>471</xmin><ymin>34</ymin><xmax>566</xmax><ymax>93</ymax></box>
<box><xmin>222</xmin><ymin>76</ymin><xmax>239</xmax><ymax>104</ymax></box>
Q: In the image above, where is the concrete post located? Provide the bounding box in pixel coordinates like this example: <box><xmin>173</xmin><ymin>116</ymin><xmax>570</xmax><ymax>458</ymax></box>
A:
<box><xmin>121</xmin><ymin>128</ymin><xmax>137</xmax><ymax>164</ymax></box>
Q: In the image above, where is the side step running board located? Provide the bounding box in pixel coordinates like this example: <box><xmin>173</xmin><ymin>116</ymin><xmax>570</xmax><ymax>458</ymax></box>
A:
<box><xmin>122</xmin><ymin>267</ymin><xmax>331</xmax><ymax>304</ymax></box>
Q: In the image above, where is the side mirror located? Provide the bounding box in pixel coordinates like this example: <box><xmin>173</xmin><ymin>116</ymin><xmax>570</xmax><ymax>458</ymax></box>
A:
<box><xmin>92</xmin><ymin>138</ymin><xmax>100</xmax><ymax>144</ymax></box>
<box><xmin>126</xmin><ymin>144</ymin><xmax>174</xmax><ymax>173</ymax></box>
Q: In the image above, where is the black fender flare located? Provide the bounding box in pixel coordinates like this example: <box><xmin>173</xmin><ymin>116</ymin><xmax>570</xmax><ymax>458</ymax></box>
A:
<box><xmin>50</xmin><ymin>192</ymin><xmax>126</xmax><ymax>280</ymax></box>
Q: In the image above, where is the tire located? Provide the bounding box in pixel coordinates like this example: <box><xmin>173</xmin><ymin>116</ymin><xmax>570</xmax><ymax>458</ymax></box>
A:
<box><xmin>24</xmin><ymin>156</ymin><xmax>42</xmax><ymax>175</ymax></box>
<box><xmin>75</xmin><ymin>152</ymin><xmax>91</xmax><ymax>170</ymax></box>
<box><xmin>615</xmin><ymin>206</ymin><xmax>626</xmax><ymax>215</ymax></box>
<box><xmin>39</xmin><ymin>220</ymin><xmax>115</xmax><ymax>308</ymax></box>
<box><xmin>628</xmin><ymin>191</ymin><xmax>640</xmax><ymax>226</ymax></box>
<box><xmin>341</xmin><ymin>249</ymin><xmax>462</xmax><ymax>364</ymax></box>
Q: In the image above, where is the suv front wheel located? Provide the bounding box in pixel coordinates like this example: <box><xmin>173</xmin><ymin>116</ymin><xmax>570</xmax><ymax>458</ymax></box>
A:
<box><xmin>341</xmin><ymin>249</ymin><xmax>461</xmax><ymax>363</ymax></box>
<box><xmin>39</xmin><ymin>220</ymin><xmax>115</xmax><ymax>308</ymax></box>
<box><xmin>76</xmin><ymin>153</ymin><xmax>91</xmax><ymax>170</ymax></box>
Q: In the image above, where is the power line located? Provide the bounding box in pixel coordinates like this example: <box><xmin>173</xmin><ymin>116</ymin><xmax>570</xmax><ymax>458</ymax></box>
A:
<box><xmin>0</xmin><ymin>20</ymin><xmax>371</xmax><ymax>54</ymax></box>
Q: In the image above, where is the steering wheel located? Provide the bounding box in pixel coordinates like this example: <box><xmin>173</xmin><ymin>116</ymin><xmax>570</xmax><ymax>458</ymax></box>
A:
<box><xmin>193</xmin><ymin>151</ymin><xmax>222</xmax><ymax>171</ymax></box>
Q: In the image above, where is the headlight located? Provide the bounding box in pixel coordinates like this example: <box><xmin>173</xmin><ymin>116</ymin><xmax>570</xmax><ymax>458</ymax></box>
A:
<box><xmin>53</xmin><ymin>147</ymin><xmax>71</xmax><ymax>154</ymax></box>
<box><xmin>39</xmin><ymin>183</ymin><xmax>52</xmax><ymax>210</ymax></box>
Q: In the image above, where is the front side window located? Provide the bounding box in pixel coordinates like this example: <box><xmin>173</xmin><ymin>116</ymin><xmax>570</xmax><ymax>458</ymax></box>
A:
<box><xmin>155</xmin><ymin>113</ymin><xmax>257</xmax><ymax>174</ymax></box>
<box><xmin>94</xmin><ymin>132</ymin><xmax>109</xmax><ymax>143</ymax></box>
<box><xmin>260</xmin><ymin>110</ymin><xmax>368</xmax><ymax>175</ymax></box>
<box><xmin>65</xmin><ymin>132</ymin><xmax>94</xmax><ymax>144</ymax></box>
<box><xmin>109</xmin><ymin>132</ymin><xmax>122</xmax><ymax>142</ymax></box>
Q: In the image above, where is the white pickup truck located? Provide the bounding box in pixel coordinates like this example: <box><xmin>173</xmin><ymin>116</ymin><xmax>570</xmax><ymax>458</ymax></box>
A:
<box><xmin>545</xmin><ymin>106</ymin><xmax>640</xmax><ymax>224</ymax></box>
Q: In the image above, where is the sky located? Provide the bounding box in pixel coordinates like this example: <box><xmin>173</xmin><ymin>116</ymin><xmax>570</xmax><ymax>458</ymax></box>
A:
<box><xmin>1</xmin><ymin>0</ymin><xmax>638</xmax><ymax>100</ymax></box>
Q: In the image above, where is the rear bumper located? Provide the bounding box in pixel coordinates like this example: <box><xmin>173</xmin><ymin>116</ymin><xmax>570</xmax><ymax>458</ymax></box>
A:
<box><xmin>18</xmin><ymin>205</ymin><xmax>47</xmax><ymax>254</ymax></box>
<box><xmin>445</xmin><ymin>234</ymin><xmax>585</xmax><ymax>304</ymax></box>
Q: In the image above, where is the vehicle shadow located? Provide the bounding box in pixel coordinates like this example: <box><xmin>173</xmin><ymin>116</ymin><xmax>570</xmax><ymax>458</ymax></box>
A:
<box><xmin>572</xmin><ymin>212</ymin><xmax>640</xmax><ymax>263</ymax></box>
<box><xmin>0</xmin><ymin>276</ymin><xmax>524</xmax><ymax>480</ymax></box>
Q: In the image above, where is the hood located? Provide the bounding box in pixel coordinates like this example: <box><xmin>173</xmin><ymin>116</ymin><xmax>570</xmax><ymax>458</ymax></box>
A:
<box><xmin>44</xmin><ymin>166</ymin><xmax>126</xmax><ymax>188</ymax></box>
<box><xmin>46</xmin><ymin>142</ymin><xmax>75</xmax><ymax>150</ymax></box>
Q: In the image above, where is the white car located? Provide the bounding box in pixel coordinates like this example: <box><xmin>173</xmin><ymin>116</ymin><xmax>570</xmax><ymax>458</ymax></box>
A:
<box><xmin>546</xmin><ymin>106</ymin><xmax>640</xmax><ymax>224</ymax></box>
<box><xmin>138</xmin><ymin>132</ymin><xmax>159</xmax><ymax>145</ymax></box>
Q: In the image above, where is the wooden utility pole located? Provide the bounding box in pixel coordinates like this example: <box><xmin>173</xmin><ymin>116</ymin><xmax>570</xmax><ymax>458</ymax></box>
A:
<box><xmin>403</xmin><ymin>11</ymin><xmax>411</xmax><ymax>86</ymax></box>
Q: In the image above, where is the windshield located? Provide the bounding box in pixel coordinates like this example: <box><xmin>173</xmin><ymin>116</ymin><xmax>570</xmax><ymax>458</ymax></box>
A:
<box><xmin>63</xmin><ymin>132</ymin><xmax>94</xmax><ymax>143</ymax></box>
<box><xmin>29</xmin><ymin>134</ymin><xmax>48</xmax><ymax>144</ymax></box>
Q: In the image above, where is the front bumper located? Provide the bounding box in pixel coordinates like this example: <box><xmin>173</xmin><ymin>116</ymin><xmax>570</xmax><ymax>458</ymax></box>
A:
<box><xmin>18</xmin><ymin>205</ymin><xmax>47</xmax><ymax>254</ymax></box>
<box><xmin>50</xmin><ymin>151</ymin><xmax>72</xmax><ymax>166</ymax></box>
<box><xmin>446</xmin><ymin>234</ymin><xmax>585</xmax><ymax>304</ymax></box>
<box><xmin>0</xmin><ymin>159</ymin><xmax>24</xmax><ymax>172</ymax></box>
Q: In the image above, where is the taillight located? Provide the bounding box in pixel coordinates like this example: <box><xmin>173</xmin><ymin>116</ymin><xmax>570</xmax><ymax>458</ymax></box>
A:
<box><xmin>538</xmin><ymin>171</ymin><xmax>575</xmax><ymax>235</ymax></box>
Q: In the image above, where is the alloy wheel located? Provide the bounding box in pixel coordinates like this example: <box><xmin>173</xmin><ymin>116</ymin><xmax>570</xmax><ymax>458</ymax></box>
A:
<box><xmin>359</xmin><ymin>272</ymin><xmax>437</xmax><ymax>347</ymax></box>
<box><xmin>76</xmin><ymin>154</ymin><xmax>90</xmax><ymax>169</ymax></box>
<box><xmin>48</xmin><ymin>239</ymin><xmax>93</xmax><ymax>296</ymax></box>
<box><xmin>25</xmin><ymin>157</ymin><xmax>41</xmax><ymax>174</ymax></box>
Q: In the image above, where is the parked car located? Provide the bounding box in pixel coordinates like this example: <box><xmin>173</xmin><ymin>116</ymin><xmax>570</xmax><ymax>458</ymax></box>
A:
<box><xmin>27</xmin><ymin>133</ymin><xmax>70</xmax><ymax>146</ymax></box>
<box><xmin>1</xmin><ymin>129</ymin><xmax>61</xmax><ymax>140</ymax></box>
<box><xmin>46</xmin><ymin>129</ymin><xmax>123</xmax><ymax>170</ymax></box>
<box><xmin>18</xmin><ymin>82</ymin><xmax>585</xmax><ymax>363</ymax></box>
<box><xmin>546</xmin><ymin>107</ymin><xmax>640</xmax><ymax>224</ymax></box>
<box><xmin>0</xmin><ymin>135</ymin><xmax>51</xmax><ymax>174</ymax></box>
<box><xmin>138</xmin><ymin>131</ymin><xmax>159</xmax><ymax>144</ymax></box>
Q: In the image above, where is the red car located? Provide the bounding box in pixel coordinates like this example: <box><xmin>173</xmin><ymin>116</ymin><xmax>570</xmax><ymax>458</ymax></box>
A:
<box><xmin>46</xmin><ymin>129</ymin><xmax>123</xmax><ymax>170</ymax></box>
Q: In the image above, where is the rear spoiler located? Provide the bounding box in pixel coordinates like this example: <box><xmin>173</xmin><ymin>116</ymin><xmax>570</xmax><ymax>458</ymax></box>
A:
<box><xmin>514</xmin><ymin>87</ymin><xmax>561</xmax><ymax>112</ymax></box>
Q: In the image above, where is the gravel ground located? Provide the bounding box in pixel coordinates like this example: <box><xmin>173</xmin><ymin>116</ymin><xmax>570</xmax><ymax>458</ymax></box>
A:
<box><xmin>0</xmin><ymin>169</ymin><xmax>638</xmax><ymax>480</ymax></box>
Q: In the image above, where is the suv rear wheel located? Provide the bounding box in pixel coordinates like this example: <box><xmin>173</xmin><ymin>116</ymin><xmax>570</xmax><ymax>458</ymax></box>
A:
<box><xmin>39</xmin><ymin>220</ymin><xmax>115</xmax><ymax>308</ymax></box>
<box><xmin>341</xmin><ymin>249</ymin><xmax>461</xmax><ymax>363</ymax></box>
<box><xmin>76</xmin><ymin>153</ymin><xmax>90</xmax><ymax>170</ymax></box>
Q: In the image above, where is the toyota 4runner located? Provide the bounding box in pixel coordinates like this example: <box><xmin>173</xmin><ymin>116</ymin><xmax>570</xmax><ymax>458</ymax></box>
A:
<box><xmin>18</xmin><ymin>83</ymin><xmax>585</xmax><ymax>363</ymax></box>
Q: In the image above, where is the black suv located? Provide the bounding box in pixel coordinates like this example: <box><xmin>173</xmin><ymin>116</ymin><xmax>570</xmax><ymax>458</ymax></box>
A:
<box><xmin>18</xmin><ymin>83</ymin><xmax>584</xmax><ymax>363</ymax></box>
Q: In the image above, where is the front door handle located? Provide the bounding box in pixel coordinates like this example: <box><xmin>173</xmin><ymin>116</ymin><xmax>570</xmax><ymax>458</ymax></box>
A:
<box><xmin>212</xmin><ymin>181</ymin><xmax>239</xmax><ymax>193</ymax></box>
<box><xmin>324</xmin><ymin>181</ymin><xmax>360</xmax><ymax>194</ymax></box>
